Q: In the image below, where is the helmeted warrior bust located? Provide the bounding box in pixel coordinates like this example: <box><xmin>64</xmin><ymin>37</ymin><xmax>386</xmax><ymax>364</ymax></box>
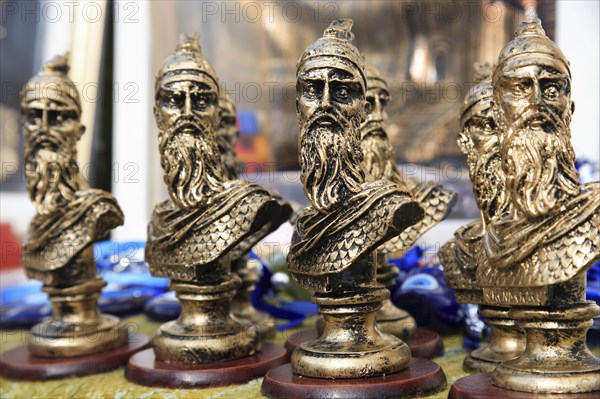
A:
<box><xmin>289</xmin><ymin>21</ymin><xmax>424</xmax><ymax>294</ymax></box>
<box><xmin>439</xmin><ymin>63</ymin><xmax>525</xmax><ymax>373</ymax></box>
<box><xmin>287</xmin><ymin>19</ymin><xmax>425</xmax><ymax>379</ymax></box>
<box><xmin>146</xmin><ymin>34</ymin><xmax>282</xmax><ymax>281</ymax></box>
<box><xmin>360</xmin><ymin>63</ymin><xmax>455</xmax><ymax>255</ymax></box>
<box><xmin>359</xmin><ymin>62</ymin><xmax>455</xmax><ymax>338</ymax></box>
<box><xmin>479</xmin><ymin>19</ymin><xmax>599</xmax><ymax>305</ymax></box>
<box><xmin>21</xmin><ymin>54</ymin><xmax>127</xmax><ymax>357</ymax></box>
<box><xmin>478</xmin><ymin>19</ymin><xmax>599</xmax><ymax>394</ymax></box>
<box><xmin>146</xmin><ymin>33</ymin><xmax>285</xmax><ymax>364</ymax></box>
<box><xmin>441</xmin><ymin>63</ymin><xmax>509</xmax><ymax>304</ymax></box>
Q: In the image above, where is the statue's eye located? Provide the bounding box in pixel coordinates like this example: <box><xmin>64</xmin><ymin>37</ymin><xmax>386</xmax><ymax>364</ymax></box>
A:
<box><xmin>482</xmin><ymin>119</ymin><xmax>495</xmax><ymax>132</ymax></box>
<box><xmin>26</xmin><ymin>109</ymin><xmax>41</xmax><ymax>125</ymax></box>
<box><xmin>543</xmin><ymin>83</ymin><xmax>559</xmax><ymax>100</ymax></box>
<box><xmin>306</xmin><ymin>84</ymin><xmax>316</xmax><ymax>96</ymax></box>
<box><xmin>380</xmin><ymin>96</ymin><xmax>390</xmax><ymax>107</ymax></box>
<box><xmin>511</xmin><ymin>80</ymin><xmax>530</xmax><ymax>95</ymax></box>
<box><xmin>335</xmin><ymin>86</ymin><xmax>349</xmax><ymax>100</ymax></box>
<box><xmin>366</xmin><ymin>96</ymin><xmax>375</xmax><ymax>108</ymax></box>
<box><xmin>165</xmin><ymin>91</ymin><xmax>182</xmax><ymax>106</ymax></box>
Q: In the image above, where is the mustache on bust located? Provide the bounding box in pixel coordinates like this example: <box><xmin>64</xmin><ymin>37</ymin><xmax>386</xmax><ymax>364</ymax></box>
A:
<box><xmin>299</xmin><ymin>109</ymin><xmax>364</xmax><ymax>212</ymax></box>
<box><xmin>360</xmin><ymin>115</ymin><xmax>385</xmax><ymax>139</ymax></box>
<box><xmin>25</xmin><ymin>129</ymin><xmax>82</xmax><ymax>215</ymax></box>
<box><xmin>503</xmin><ymin>109</ymin><xmax>579</xmax><ymax>218</ymax></box>
<box><xmin>159</xmin><ymin>117</ymin><xmax>223</xmax><ymax>210</ymax></box>
<box><xmin>509</xmin><ymin>105</ymin><xmax>566</xmax><ymax>136</ymax></box>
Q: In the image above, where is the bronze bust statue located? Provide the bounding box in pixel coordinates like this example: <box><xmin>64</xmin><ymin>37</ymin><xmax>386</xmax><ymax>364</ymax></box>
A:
<box><xmin>478</xmin><ymin>19</ymin><xmax>599</xmax><ymax>394</ymax></box>
<box><xmin>145</xmin><ymin>33</ymin><xmax>286</xmax><ymax>365</ymax></box>
<box><xmin>21</xmin><ymin>54</ymin><xmax>127</xmax><ymax>358</ymax></box>
<box><xmin>360</xmin><ymin>62</ymin><xmax>456</xmax><ymax>339</ymax></box>
<box><xmin>288</xmin><ymin>19</ymin><xmax>426</xmax><ymax>379</ymax></box>
<box><xmin>440</xmin><ymin>63</ymin><xmax>525</xmax><ymax>373</ymax></box>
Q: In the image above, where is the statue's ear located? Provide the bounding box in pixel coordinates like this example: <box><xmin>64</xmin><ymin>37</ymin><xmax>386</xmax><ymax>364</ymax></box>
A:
<box><xmin>570</xmin><ymin>100</ymin><xmax>575</xmax><ymax>115</ymax></box>
<box><xmin>79</xmin><ymin>125</ymin><xmax>86</xmax><ymax>137</ymax></box>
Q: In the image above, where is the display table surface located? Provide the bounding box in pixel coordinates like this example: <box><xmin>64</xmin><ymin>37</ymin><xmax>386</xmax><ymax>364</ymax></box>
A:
<box><xmin>1</xmin><ymin>315</ymin><xmax>598</xmax><ymax>398</ymax></box>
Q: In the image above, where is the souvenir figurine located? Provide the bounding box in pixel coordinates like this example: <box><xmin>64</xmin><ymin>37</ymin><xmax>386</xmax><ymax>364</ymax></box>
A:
<box><xmin>262</xmin><ymin>20</ymin><xmax>446</xmax><ymax>399</ymax></box>
<box><xmin>125</xmin><ymin>34</ymin><xmax>287</xmax><ymax>388</ymax></box>
<box><xmin>0</xmin><ymin>54</ymin><xmax>148</xmax><ymax>380</ymax></box>
<box><xmin>450</xmin><ymin>19</ymin><xmax>600</xmax><ymax>398</ymax></box>
<box><xmin>360</xmin><ymin>62</ymin><xmax>456</xmax><ymax>358</ymax></box>
<box><xmin>440</xmin><ymin>63</ymin><xmax>525</xmax><ymax>373</ymax></box>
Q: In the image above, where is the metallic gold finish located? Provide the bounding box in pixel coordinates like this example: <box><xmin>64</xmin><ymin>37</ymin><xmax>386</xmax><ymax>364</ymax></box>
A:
<box><xmin>288</xmin><ymin>20</ymin><xmax>425</xmax><ymax>379</ymax></box>
<box><xmin>147</xmin><ymin>34</ymin><xmax>286</xmax><ymax>364</ymax></box>
<box><xmin>494</xmin><ymin>303</ymin><xmax>600</xmax><ymax>393</ymax></box>
<box><xmin>292</xmin><ymin>287</ymin><xmax>411</xmax><ymax>379</ymax></box>
<box><xmin>440</xmin><ymin>62</ymin><xmax>525</xmax><ymax>373</ymax></box>
<box><xmin>462</xmin><ymin>306</ymin><xmax>525</xmax><ymax>373</ymax></box>
<box><xmin>479</xmin><ymin>19</ymin><xmax>600</xmax><ymax>394</ymax></box>
<box><xmin>20</xmin><ymin>55</ymin><xmax>127</xmax><ymax>358</ymax></box>
<box><xmin>360</xmin><ymin>63</ymin><xmax>455</xmax><ymax>339</ymax></box>
<box><xmin>152</xmin><ymin>276</ymin><xmax>261</xmax><ymax>364</ymax></box>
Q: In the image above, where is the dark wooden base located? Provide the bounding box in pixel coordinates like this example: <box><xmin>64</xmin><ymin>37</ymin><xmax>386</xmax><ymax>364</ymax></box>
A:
<box><xmin>285</xmin><ymin>327</ymin><xmax>443</xmax><ymax>359</ymax></box>
<box><xmin>0</xmin><ymin>333</ymin><xmax>150</xmax><ymax>381</ymax></box>
<box><xmin>405</xmin><ymin>327</ymin><xmax>444</xmax><ymax>359</ymax></box>
<box><xmin>261</xmin><ymin>358</ymin><xmax>446</xmax><ymax>399</ymax></box>
<box><xmin>449</xmin><ymin>373</ymin><xmax>600</xmax><ymax>399</ymax></box>
<box><xmin>125</xmin><ymin>342</ymin><xmax>287</xmax><ymax>388</ymax></box>
<box><xmin>284</xmin><ymin>328</ymin><xmax>317</xmax><ymax>353</ymax></box>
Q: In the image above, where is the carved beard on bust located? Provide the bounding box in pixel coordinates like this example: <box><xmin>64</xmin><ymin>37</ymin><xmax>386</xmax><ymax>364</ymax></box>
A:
<box><xmin>159</xmin><ymin>118</ymin><xmax>224</xmax><ymax>210</ymax></box>
<box><xmin>502</xmin><ymin>107</ymin><xmax>580</xmax><ymax>219</ymax></box>
<box><xmin>299</xmin><ymin>110</ymin><xmax>365</xmax><ymax>213</ymax></box>
<box><xmin>467</xmin><ymin>137</ymin><xmax>510</xmax><ymax>222</ymax></box>
<box><xmin>25</xmin><ymin>128</ymin><xmax>83</xmax><ymax>216</ymax></box>
<box><xmin>360</xmin><ymin>130</ymin><xmax>402</xmax><ymax>184</ymax></box>
<box><xmin>216</xmin><ymin>125</ymin><xmax>238</xmax><ymax>181</ymax></box>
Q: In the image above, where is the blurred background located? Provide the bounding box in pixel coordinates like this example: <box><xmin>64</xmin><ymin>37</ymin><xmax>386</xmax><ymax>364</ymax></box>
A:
<box><xmin>1</xmin><ymin>0</ymin><xmax>599</xmax><ymax>252</ymax></box>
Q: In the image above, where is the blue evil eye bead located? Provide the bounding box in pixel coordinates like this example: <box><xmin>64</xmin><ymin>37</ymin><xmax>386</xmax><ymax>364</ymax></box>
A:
<box><xmin>249</xmin><ymin>252</ymin><xmax>318</xmax><ymax>330</ymax></box>
<box><xmin>0</xmin><ymin>281</ymin><xmax>51</xmax><ymax>328</ymax></box>
<box><xmin>0</xmin><ymin>302</ymin><xmax>53</xmax><ymax>328</ymax></box>
<box><xmin>144</xmin><ymin>291</ymin><xmax>181</xmax><ymax>321</ymax></box>
<box><xmin>103</xmin><ymin>271</ymin><xmax>170</xmax><ymax>290</ymax></box>
<box><xmin>94</xmin><ymin>241</ymin><xmax>148</xmax><ymax>274</ymax></box>
<box><xmin>99</xmin><ymin>287</ymin><xmax>164</xmax><ymax>315</ymax></box>
<box><xmin>461</xmin><ymin>303</ymin><xmax>490</xmax><ymax>349</ymax></box>
<box><xmin>392</xmin><ymin>265</ymin><xmax>462</xmax><ymax>328</ymax></box>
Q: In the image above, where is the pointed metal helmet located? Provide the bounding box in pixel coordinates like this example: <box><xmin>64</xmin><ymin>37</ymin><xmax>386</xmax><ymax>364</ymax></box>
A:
<box><xmin>297</xmin><ymin>19</ymin><xmax>366</xmax><ymax>92</ymax></box>
<box><xmin>461</xmin><ymin>62</ymin><xmax>493</xmax><ymax>126</ymax></box>
<box><xmin>155</xmin><ymin>33</ymin><xmax>219</xmax><ymax>95</ymax></box>
<box><xmin>21</xmin><ymin>53</ymin><xmax>81</xmax><ymax>114</ymax></box>
<box><xmin>493</xmin><ymin>18</ymin><xmax>571</xmax><ymax>88</ymax></box>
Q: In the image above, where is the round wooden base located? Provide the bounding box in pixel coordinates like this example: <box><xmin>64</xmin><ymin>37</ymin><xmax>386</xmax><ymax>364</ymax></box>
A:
<box><xmin>125</xmin><ymin>342</ymin><xmax>287</xmax><ymax>388</ymax></box>
<box><xmin>285</xmin><ymin>327</ymin><xmax>443</xmax><ymax>359</ymax></box>
<box><xmin>284</xmin><ymin>328</ymin><xmax>317</xmax><ymax>353</ymax></box>
<box><xmin>261</xmin><ymin>358</ymin><xmax>447</xmax><ymax>399</ymax></box>
<box><xmin>449</xmin><ymin>373</ymin><xmax>600</xmax><ymax>399</ymax></box>
<box><xmin>405</xmin><ymin>327</ymin><xmax>444</xmax><ymax>359</ymax></box>
<box><xmin>0</xmin><ymin>333</ymin><xmax>150</xmax><ymax>381</ymax></box>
